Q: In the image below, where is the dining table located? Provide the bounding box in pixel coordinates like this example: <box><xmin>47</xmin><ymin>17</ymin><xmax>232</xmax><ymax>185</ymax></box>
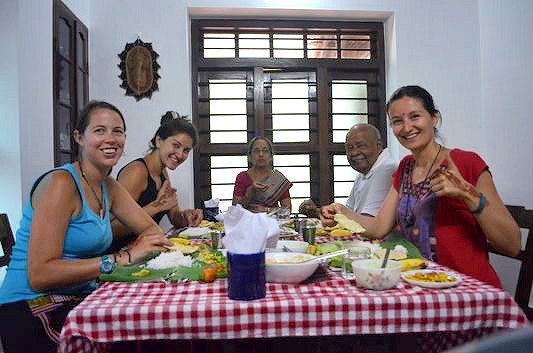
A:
<box><xmin>58</xmin><ymin>234</ymin><xmax>528</xmax><ymax>353</ymax></box>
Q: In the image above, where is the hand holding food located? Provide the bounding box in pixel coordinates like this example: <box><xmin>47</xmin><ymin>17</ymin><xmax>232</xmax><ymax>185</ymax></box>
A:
<box><xmin>129</xmin><ymin>232</ymin><xmax>173</xmax><ymax>263</ymax></box>
<box><xmin>320</xmin><ymin>203</ymin><xmax>346</xmax><ymax>227</ymax></box>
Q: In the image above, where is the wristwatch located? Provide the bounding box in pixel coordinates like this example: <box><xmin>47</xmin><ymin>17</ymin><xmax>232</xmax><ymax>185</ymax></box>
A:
<box><xmin>99</xmin><ymin>255</ymin><xmax>116</xmax><ymax>274</ymax></box>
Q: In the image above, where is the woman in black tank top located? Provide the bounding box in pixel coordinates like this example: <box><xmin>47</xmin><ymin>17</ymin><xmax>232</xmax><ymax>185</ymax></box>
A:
<box><xmin>109</xmin><ymin>112</ymin><xmax>203</xmax><ymax>251</ymax></box>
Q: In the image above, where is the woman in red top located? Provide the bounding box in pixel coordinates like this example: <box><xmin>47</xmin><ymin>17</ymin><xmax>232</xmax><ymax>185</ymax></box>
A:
<box><xmin>322</xmin><ymin>85</ymin><xmax>520</xmax><ymax>287</ymax></box>
<box><xmin>233</xmin><ymin>136</ymin><xmax>292</xmax><ymax>213</ymax></box>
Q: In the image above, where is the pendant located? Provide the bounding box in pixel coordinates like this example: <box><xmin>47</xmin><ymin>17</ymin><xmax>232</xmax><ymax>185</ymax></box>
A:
<box><xmin>99</xmin><ymin>209</ymin><xmax>104</xmax><ymax>219</ymax></box>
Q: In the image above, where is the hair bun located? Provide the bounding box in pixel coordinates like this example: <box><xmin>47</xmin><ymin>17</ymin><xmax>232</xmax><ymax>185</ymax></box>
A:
<box><xmin>160</xmin><ymin>111</ymin><xmax>178</xmax><ymax>126</ymax></box>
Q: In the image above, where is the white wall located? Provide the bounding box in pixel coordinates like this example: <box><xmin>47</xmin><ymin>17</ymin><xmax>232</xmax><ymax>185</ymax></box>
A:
<box><xmin>18</xmin><ymin>0</ymin><xmax>55</xmax><ymax>204</ymax></box>
<box><xmin>0</xmin><ymin>1</ymin><xmax>22</xmax><ymax>231</ymax></box>
<box><xmin>89</xmin><ymin>0</ymin><xmax>194</xmax><ymax>227</ymax></box>
<box><xmin>478</xmin><ymin>0</ymin><xmax>533</xmax><ymax>304</ymax></box>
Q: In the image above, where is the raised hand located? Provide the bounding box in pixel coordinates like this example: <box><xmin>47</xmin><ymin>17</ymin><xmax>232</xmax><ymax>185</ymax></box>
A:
<box><xmin>429</xmin><ymin>158</ymin><xmax>481</xmax><ymax>200</ymax></box>
<box><xmin>152</xmin><ymin>180</ymin><xmax>179</xmax><ymax>212</ymax></box>
<box><xmin>253</xmin><ymin>181</ymin><xmax>270</xmax><ymax>191</ymax></box>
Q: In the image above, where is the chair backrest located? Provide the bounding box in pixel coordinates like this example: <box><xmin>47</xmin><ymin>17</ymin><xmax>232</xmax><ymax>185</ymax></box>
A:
<box><xmin>0</xmin><ymin>213</ymin><xmax>15</xmax><ymax>267</ymax></box>
<box><xmin>488</xmin><ymin>205</ymin><xmax>533</xmax><ymax>321</ymax></box>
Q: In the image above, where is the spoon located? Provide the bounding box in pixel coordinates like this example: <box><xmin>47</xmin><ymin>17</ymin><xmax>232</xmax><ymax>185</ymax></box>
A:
<box><xmin>381</xmin><ymin>248</ymin><xmax>391</xmax><ymax>268</ymax></box>
<box><xmin>300</xmin><ymin>249</ymin><xmax>349</xmax><ymax>264</ymax></box>
<box><xmin>282</xmin><ymin>245</ymin><xmax>293</xmax><ymax>253</ymax></box>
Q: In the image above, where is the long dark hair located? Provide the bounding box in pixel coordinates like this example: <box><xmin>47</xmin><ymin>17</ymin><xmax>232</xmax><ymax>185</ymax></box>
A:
<box><xmin>148</xmin><ymin>111</ymin><xmax>199</xmax><ymax>152</ymax></box>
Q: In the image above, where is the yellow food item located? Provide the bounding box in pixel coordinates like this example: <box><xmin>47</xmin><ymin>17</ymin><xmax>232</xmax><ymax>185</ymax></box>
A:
<box><xmin>330</xmin><ymin>228</ymin><xmax>353</xmax><ymax>237</ymax></box>
<box><xmin>199</xmin><ymin>220</ymin><xmax>213</xmax><ymax>228</ymax></box>
<box><xmin>404</xmin><ymin>271</ymin><xmax>456</xmax><ymax>283</ymax></box>
<box><xmin>169</xmin><ymin>238</ymin><xmax>190</xmax><ymax>246</ymax></box>
<box><xmin>172</xmin><ymin>244</ymin><xmax>199</xmax><ymax>254</ymax></box>
<box><xmin>315</xmin><ymin>229</ymin><xmax>329</xmax><ymax>237</ymax></box>
<box><xmin>399</xmin><ymin>258</ymin><xmax>427</xmax><ymax>272</ymax></box>
<box><xmin>322</xmin><ymin>224</ymin><xmax>339</xmax><ymax>232</ymax></box>
<box><xmin>307</xmin><ymin>245</ymin><xmax>321</xmax><ymax>256</ymax></box>
<box><xmin>374</xmin><ymin>248</ymin><xmax>408</xmax><ymax>261</ymax></box>
<box><xmin>196</xmin><ymin>246</ymin><xmax>226</xmax><ymax>274</ymax></box>
<box><xmin>266</xmin><ymin>255</ymin><xmax>307</xmax><ymax>264</ymax></box>
<box><xmin>333</xmin><ymin>214</ymin><xmax>366</xmax><ymax>233</ymax></box>
<box><xmin>131</xmin><ymin>269</ymin><xmax>150</xmax><ymax>277</ymax></box>
<box><xmin>208</xmin><ymin>222</ymin><xmax>225</xmax><ymax>232</ymax></box>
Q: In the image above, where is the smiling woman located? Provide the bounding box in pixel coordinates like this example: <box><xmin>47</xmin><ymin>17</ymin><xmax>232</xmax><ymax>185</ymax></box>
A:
<box><xmin>321</xmin><ymin>85</ymin><xmax>521</xmax><ymax>288</ymax></box>
<box><xmin>110</xmin><ymin>111</ymin><xmax>204</xmax><ymax>252</ymax></box>
<box><xmin>0</xmin><ymin>101</ymin><xmax>172</xmax><ymax>352</ymax></box>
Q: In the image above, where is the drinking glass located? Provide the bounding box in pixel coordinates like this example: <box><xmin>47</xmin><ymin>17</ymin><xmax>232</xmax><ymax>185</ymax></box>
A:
<box><xmin>342</xmin><ymin>246</ymin><xmax>371</xmax><ymax>280</ymax></box>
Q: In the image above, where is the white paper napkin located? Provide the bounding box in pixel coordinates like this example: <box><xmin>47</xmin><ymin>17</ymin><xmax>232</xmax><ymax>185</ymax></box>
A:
<box><xmin>204</xmin><ymin>198</ymin><xmax>219</xmax><ymax>208</ymax></box>
<box><xmin>222</xmin><ymin>205</ymin><xmax>279</xmax><ymax>254</ymax></box>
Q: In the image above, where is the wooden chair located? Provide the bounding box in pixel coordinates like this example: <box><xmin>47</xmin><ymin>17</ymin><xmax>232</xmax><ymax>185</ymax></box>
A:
<box><xmin>488</xmin><ymin>205</ymin><xmax>533</xmax><ymax>321</ymax></box>
<box><xmin>0</xmin><ymin>213</ymin><xmax>15</xmax><ymax>267</ymax></box>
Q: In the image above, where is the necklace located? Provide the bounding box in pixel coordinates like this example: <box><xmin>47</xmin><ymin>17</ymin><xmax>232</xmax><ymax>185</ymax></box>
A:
<box><xmin>79</xmin><ymin>161</ymin><xmax>105</xmax><ymax>219</ymax></box>
<box><xmin>421</xmin><ymin>144</ymin><xmax>442</xmax><ymax>182</ymax></box>
<box><xmin>403</xmin><ymin>144</ymin><xmax>442</xmax><ymax>226</ymax></box>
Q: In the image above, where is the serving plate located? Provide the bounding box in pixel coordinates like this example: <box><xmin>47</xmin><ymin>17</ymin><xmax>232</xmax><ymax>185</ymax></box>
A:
<box><xmin>401</xmin><ymin>269</ymin><xmax>462</xmax><ymax>289</ymax></box>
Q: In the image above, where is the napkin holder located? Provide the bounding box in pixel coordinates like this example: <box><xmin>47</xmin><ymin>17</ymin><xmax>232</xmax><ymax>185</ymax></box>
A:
<box><xmin>227</xmin><ymin>252</ymin><xmax>266</xmax><ymax>300</ymax></box>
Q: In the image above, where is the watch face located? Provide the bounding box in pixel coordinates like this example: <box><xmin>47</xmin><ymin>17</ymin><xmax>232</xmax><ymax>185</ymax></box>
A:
<box><xmin>100</xmin><ymin>256</ymin><xmax>115</xmax><ymax>274</ymax></box>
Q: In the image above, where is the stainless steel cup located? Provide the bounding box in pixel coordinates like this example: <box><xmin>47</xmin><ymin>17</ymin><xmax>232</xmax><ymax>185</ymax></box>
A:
<box><xmin>302</xmin><ymin>224</ymin><xmax>316</xmax><ymax>244</ymax></box>
<box><xmin>293</xmin><ymin>218</ymin><xmax>304</xmax><ymax>234</ymax></box>
<box><xmin>210</xmin><ymin>230</ymin><xmax>220</xmax><ymax>249</ymax></box>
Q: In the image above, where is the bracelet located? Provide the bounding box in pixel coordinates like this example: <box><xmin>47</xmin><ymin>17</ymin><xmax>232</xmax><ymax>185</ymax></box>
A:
<box><xmin>122</xmin><ymin>249</ymin><xmax>132</xmax><ymax>265</ymax></box>
<box><xmin>469</xmin><ymin>192</ymin><xmax>487</xmax><ymax>214</ymax></box>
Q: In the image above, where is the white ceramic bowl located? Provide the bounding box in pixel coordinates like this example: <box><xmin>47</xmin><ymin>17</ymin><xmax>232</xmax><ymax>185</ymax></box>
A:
<box><xmin>352</xmin><ymin>259</ymin><xmax>402</xmax><ymax>290</ymax></box>
<box><xmin>274</xmin><ymin>240</ymin><xmax>309</xmax><ymax>253</ymax></box>
<box><xmin>265</xmin><ymin>252</ymin><xmax>318</xmax><ymax>283</ymax></box>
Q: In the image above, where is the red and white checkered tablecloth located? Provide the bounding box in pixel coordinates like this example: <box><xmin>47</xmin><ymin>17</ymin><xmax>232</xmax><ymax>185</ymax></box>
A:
<box><xmin>58</xmin><ymin>261</ymin><xmax>528</xmax><ymax>353</ymax></box>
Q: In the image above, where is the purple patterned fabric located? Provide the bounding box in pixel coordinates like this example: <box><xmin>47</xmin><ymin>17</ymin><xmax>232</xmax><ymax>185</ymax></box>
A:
<box><xmin>396</xmin><ymin>159</ymin><xmax>446</xmax><ymax>260</ymax></box>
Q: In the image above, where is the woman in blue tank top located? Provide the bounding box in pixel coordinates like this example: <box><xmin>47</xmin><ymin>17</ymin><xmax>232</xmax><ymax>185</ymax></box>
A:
<box><xmin>109</xmin><ymin>111</ymin><xmax>203</xmax><ymax>252</ymax></box>
<box><xmin>0</xmin><ymin>101</ymin><xmax>172</xmax><ymax>353</ymax></box>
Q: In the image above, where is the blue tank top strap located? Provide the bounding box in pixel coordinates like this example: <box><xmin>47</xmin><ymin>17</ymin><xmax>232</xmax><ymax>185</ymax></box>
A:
<box><xmin>29</xmin><ymin>164</ymin><xmax>85</xmax><ymax>208</ymax></box>
<box><xmin>29</xmin><ymin>164</ymin><xmax>110</xmax><ymax>218</ymax></box>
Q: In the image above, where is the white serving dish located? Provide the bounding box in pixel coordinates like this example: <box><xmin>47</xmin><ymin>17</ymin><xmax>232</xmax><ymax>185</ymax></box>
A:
<box><xmin>265</xmin><ymin>252</ymin><xmax>318</xmax><ymax>284</ymax></box>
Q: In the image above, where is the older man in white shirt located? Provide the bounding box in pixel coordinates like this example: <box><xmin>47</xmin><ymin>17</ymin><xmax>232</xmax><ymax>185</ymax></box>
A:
<box><xmin>344</xmin><ymin>124</ymin><xmax>397</xmax><ymax>216</ymax></box>
<box><xmin>299</xmin><ymin>124</ymin><xmax>397</xmax><ymax>217</ymax></box>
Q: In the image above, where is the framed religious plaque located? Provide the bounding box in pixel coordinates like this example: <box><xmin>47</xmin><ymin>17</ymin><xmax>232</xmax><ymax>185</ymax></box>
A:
<box><xmin>118</xmin><ymin>38</ymin><xmax>160</xmax><ymax>101</ymax></box>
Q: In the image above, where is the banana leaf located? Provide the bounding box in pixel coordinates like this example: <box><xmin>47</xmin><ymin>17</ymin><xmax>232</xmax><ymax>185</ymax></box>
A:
<box><xmin>380</xmin><ymin>232</ymin><xmax>423</xmax><ymax>259</ymax></box>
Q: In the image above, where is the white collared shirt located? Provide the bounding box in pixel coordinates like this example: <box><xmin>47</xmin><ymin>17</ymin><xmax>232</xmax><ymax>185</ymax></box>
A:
<box><xmin>345</xmin><ymin>148</ymin><xmax>398</xmax><ymax>216</ymax></box>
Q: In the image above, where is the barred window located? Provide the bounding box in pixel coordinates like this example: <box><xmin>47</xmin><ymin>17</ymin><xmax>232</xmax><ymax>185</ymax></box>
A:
<box><xmin>192</xmin><ymin>20</ymin><xmax>386</xmax><ymax>213</ymax></box>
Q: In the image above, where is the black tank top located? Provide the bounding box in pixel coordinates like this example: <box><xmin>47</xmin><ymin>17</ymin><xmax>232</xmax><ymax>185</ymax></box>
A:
<box><xmin>108</xmin><ymin>158</ymin><xmax>167</xmax><ymax>252</ymax></box>
<box><xmin>118</xmin><ymin>158</ymin><xmax>167</xmax><ymax>224</ymax></box>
